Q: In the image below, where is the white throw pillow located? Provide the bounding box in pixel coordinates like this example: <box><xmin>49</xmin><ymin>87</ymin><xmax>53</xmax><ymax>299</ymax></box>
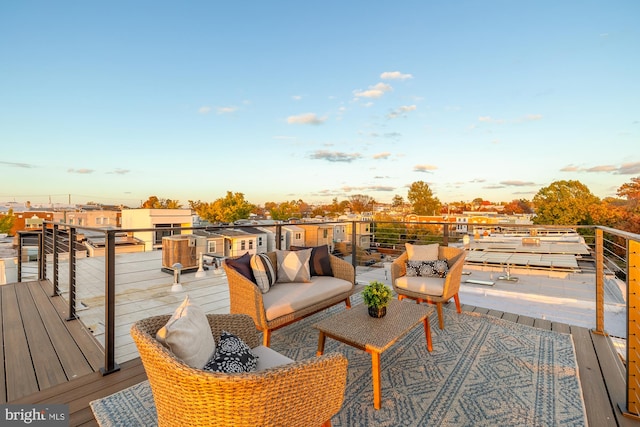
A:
<box><xmin>406</xmin><ymin>243</ymin><xmax>439</xmax><ymax>261</ymax></box>
<box><xmin>156</xmin><ymin>295</ymin><xmax>215</xmax><ymax>369</ymax></box>
<box><xmin>275</xmin><ymin>249</ymin><xmax>312</xmax><ymax>283</ymax></box>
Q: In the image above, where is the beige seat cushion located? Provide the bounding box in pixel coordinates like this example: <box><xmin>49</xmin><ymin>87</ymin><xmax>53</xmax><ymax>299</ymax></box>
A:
<box><xmin>252</xmin><ymin>345</ymin><xmax>294</xmax><ymax>370</ymax></box>
<box><xmin>406</xmin><ymin>243</ymin><xmax>439</xmax><ymax>261</ymax></box>
<box><xmin>395</xmin><ymin>276</ymin><xmax>445</xmax><ymax>297</ymax></box>
<box><xmin>263</xmin><ymin>276</ymin><xmax>352</xmax><ymax>321</ymax></box>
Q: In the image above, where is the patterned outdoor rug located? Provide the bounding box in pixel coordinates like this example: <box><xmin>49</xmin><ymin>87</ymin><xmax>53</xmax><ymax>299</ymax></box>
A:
<box><xmin>91</xmin><ymin>302</ymin><xmax>587</xmax><ymax>426</ymax></box>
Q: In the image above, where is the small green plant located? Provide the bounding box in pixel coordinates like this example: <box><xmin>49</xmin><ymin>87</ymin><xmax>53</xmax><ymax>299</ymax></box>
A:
<box><xmin>362</xmin><ymin>281</ymin><xmax>392</xmax><ymax>308</ymax></box>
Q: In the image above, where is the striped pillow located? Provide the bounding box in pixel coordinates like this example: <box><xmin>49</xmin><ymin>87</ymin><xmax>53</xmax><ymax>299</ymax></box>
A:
<box><xmin>250</xmin><ymin>253</ymin><xmax>276</xmax><ymax>293</ymax></box>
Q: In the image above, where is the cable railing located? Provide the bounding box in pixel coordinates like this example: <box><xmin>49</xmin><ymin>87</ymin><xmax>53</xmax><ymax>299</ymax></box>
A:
<box><xmin>12</xmin><ymin>220</ymin><xmax>640</xmax><ymax>418</ymax></box>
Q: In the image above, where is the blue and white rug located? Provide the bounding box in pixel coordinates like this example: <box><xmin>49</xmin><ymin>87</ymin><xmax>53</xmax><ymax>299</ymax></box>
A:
<box><xmin>91</xmin><ymin>305</ymin><xmax>587</xmax><ymax>426</ymax></box>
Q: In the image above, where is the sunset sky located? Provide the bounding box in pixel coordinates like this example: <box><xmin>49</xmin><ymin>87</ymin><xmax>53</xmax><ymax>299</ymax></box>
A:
<box><xmin>1</xmin><ymin>1</ymin><xmax>638</xmax><ymax>207</ymax></box>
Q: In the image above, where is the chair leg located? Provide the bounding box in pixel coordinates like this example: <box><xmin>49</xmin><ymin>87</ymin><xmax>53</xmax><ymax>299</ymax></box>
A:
<box><xmin>322</xmin><ymin>420</ymin><xmax>332</xmax><ymax>427</ymax></box>
<box><xmin>398</xmin><ymin>294</ymin><xmax>405</xmax><ymax>301</ymax></box>
<box><xmin>436</xmin><ymin>303</ymin><xmax>444</xmax><ymax>329</ymax></box>
<box><xmin>262</xmin><ymin>329</ymin><xmax>271</xmax><ymax>347</ymax></box>
<box><xmin>453</xmin><ymin>293</ymin><xmax>461</xmax><ymax>313</ymax></box>
<box><xmin>344</xmin><ymin>297</ymin><xmax>351</xmax><ymax>309</ymax></box>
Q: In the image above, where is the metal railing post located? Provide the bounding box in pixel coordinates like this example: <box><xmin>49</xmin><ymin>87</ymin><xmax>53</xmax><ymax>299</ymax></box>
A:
<box><xmin>276</xmin><ymin>224</ymin><xmax>282</xmax><ymax>250</ymax></box>
<box><xmin>17</xmin><ymin>232</ymin><xmax>23</xmax><ymax>282</ymax></box>
<box><xmin>66</xmin><ymin>227</ymin><xmax>78</xmax><ymax>320</ymax></box>
<box><xmin>351</xmin><ymin>221</ymin><xmax>357</xmax><ymax>269</ymax></box>
<box><xmin>622</xmin><ymin>239</ymin><xmax>640</xmax><ymax>419</ymax></box>
<box><xmin>594</xmin><ymin>228</ymin><xmax>605</xmax><ymax>335</ymax></box>
<box><xmin>38</xmin><ymin>230</ymin><xmax>45</xmax><ymax>280</ymax></box>
<box><xmin>101</xmin><ymin>229</ymin><xmax>120</xmax><ymax>375</ymax></box>
<box><xmin>443</xmin><ymin>223</ymin><xmax>450</xmax><ymax>246</ymax></box>
<box><xmin>52</xmin><ymin>224</ymin><xmax>60</xmax><ymax>296</ymax></box>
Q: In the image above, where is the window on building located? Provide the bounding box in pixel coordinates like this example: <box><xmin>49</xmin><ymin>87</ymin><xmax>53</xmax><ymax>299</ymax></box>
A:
<box><xmin>323</xmin><ymin>229</ymin><xmax>328</xmax><ymax>238</ymax></box>
<box><xmin>258</xmin><ymin>236</ymin><xmax>263</xmax><ymax>246</ymax></box>
<box><xmin>154</xmin><ymin>224</ymin><xmax>179</xmax><ymax>245</ymax></box>
<box><xmin>241</xmin><ymin>240</ymin><xmax>246</xmax><ymax>250</ymax></box>
<box><xmin>207</xmin><ymin>241</ymin><xmax>216</xmax><ymax>253</ymax></box>
<box><xmin>249</xmin><ymin>240</ymin><xmax>254</xmax><ymax>250</ymax></box>
<box><xmin>295</xmin><ymin>233</ymin><xmax>301</xmax><ymax>240</ymax></box>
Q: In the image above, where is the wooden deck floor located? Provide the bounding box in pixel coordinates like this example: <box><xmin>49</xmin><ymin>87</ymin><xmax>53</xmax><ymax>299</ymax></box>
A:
<box><xmin>3</xmin><ymin>280</ymin><xmax>638</xmax><ymax>426</ymax></box>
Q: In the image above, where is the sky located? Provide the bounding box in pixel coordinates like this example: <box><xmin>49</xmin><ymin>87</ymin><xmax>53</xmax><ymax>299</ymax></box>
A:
<box><xmin>1</xmin><ymin>1</ymin><xmax>639</xmax><ymax>208</ymax></box>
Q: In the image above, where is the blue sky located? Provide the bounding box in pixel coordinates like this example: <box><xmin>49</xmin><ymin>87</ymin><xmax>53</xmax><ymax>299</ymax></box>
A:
<box><xmin>1</xmin><ymin>1</ymin><xmax>638</xmax><ymax>208</ymax></box>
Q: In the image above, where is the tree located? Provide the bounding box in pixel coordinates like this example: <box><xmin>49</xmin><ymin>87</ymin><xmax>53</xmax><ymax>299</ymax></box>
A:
<box><xmin>140</xmin><ymin>195</ymin><xmax>182</xmax><ymax>209</ymax></box>
<box><xmin>502</xmin><ymin>199</ymin><xmax>534</xmax><ymax>215</ymax></box>
<box><xmin>532</xmin><ymin>180</ymin><xmax>600</xmax><ymax>225</ymax></box>
<box><xmin>391</xmin><ymin>195</ymin><xmax>404</xmax><ymax>208</ymax></box>
<box><xmin>0</xmin><ymin>208</ymin><xmax>15</xmax><ymax>235</ymax></box>
<box><xmin>194</xmin><ymin>192</ymin><xmax>254</xmax><ymax>223</ymax></box>
<box><xmin>617</xmin><ymin>177</ymin><xmax>640</xmax><ymax>212</ymax></box>
<box><xmin>407</xmin><ymin>181</ymin><xmax>441</xmax><ymax>216</ymax></box>
<box><xmin>348</xmin><ymin>194</ymin><xmax>375</xmax><ymax>214</ymax></box>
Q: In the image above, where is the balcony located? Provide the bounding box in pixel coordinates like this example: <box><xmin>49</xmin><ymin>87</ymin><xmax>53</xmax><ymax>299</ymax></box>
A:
<box><xmin>2</xmin><ymin>221</ymin><xmax>639</xmax><ymax>426</ymax></box>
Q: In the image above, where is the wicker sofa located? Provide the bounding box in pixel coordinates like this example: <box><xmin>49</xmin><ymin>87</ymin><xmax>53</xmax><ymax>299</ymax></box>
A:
<box><xmin>131</xmin><ymin>313</ymin><xmax>348</xmax><ymax>427</ymax></box>
<box><xmin>223</xmin><ymin>250</ymin><xmax>355</xmax><ymax>347</ymax></box>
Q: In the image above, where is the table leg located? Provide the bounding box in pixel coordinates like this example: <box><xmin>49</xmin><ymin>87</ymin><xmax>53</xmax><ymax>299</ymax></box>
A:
<box><xmin>316</xmin><ymin>332</ymin><xmax>326</xmax><ymax>356</ymax></box>
<box><xmin>371</xmin><ymin>351</ymin><xmax>382</xmax><ymax>409</ymax></box>
<box><xmin>423</xmin><ymin>318</ymin><xmax>432</xmax><ymax>352</ymax></box>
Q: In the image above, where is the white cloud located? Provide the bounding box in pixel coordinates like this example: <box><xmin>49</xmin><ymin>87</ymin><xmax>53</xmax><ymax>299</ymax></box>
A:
<box><xmin>353</xmin><ymin>82</ymin><xmax>393</xmax><ymax>99</ymax></box>
<box><xmin>414</xmin><ymin>164</ymin><xmax>438</xmax><ymax>173</ymax></box>
<box><xmin>217</xmin><ymin>106</ymin><xmax>238</xmax><ymax>114</ymax></box>
<box><xmin>388</xmin><ymin>105</ymin><xmax>417</xmax><ymax>119</ymax></box>
<box><xmin>380</xmin><ymin>71</ymin><xmax>413</xmax><ymax>80</ymax></box>
<box><xmin>373</xmin><ymin>152</ymin><xmax>391</xmax><ymax>159</ymax></box>
<box><xmin>287</xmin><ymin>113</ymin><xmax>327</xmax><ymax>125</ymax></box>
<box><xmin>198</xmin><ymin>106</ymin><xmax>211</xmax><ymax>114</ymax></box>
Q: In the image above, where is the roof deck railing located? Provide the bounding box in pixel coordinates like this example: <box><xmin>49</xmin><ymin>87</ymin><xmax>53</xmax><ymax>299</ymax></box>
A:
<box><xmin>13</xmin><ymin>220</ymin><xmax>640</xmax><ymax>419</ymax></box>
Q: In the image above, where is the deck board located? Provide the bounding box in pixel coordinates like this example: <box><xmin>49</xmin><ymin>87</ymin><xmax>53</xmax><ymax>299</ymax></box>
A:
<box><xmin>0</xmin><ymin>281</ymin><xmax>105</xmax><ymax>403</ymax></box>
<box><xmin>2</xmin><ymin>280</ymin><xmax>635</xmax><ymax>426</ymax></box>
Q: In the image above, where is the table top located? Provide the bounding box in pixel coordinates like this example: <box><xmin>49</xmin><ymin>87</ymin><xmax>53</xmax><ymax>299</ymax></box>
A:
<box><xmin>313</xmin><ymin>299</ymin><xmax>434</xmax><ymax>353</ymax></box>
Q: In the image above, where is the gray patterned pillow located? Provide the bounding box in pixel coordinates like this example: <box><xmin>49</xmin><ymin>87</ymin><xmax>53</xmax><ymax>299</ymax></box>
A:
<box><xmin>275</xmin><ymin>249</ymin><xmax>312</xmax><ymax>283</ymax></box>
<box><xmin>406</xmin><ymin>259</ymin><xmax>449</xmax><ymax>278</ymax></box>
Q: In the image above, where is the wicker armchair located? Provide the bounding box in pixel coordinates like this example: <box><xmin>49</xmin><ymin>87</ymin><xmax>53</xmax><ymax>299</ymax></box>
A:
<box><xmin>390</xmin><ymin>246</ymin><xmax>466</xmax><ymax>329</ymax></box>
<box><xmin>131</xmin><ymin>313</ymin><xmax>348</xmax><ymax>427</ymax></box>
<box><xmin>224</xmin><ymin>252</ymin><xmax>355</xmax><ymax>347</ymax></box>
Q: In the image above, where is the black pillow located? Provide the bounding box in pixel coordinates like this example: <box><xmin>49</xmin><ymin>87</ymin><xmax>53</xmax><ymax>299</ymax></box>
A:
<box><xmin>224</xmin><ymin>252</ymin><xmax>255</xmax><ymax>283</ymax></box>
<box><xmin>203</xmin><ymin>331</ymin><xmax>258</xmax><ymax>373</ymax></box>
<box><xmin>290</xmin><ymin>245</ymin><xmax>333</xmax><ymax>277</ymax></box>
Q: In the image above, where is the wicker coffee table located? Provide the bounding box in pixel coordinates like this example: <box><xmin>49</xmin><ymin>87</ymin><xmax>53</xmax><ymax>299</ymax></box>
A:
<box><xmin>313</xmin><ymin>299</ymin><xmax>434</xmax><ymax>409</ymax></box>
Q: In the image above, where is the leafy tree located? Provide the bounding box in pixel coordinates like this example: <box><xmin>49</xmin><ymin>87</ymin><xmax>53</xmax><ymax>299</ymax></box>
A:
<box><xmin>617</xmin><ymin>177</ymin><xmax>640</xmax><ymax>212</ymax></box>
<box><xmin>140</xmin><ymin>195</ymin><xmax>182</xmax><ymax>209</ymax></box>
<box><xmin>532</xmin><ymin>180</ymin><xmax>600</xmax><ymax>225</ymax></box>
<box><xmin>194</xmin><ymin>191</ymin><xmax>254</xmax><ymax>223</ymax></box>
<box><xmin>407</xmin><ymin>181</ymin><xmax>441</xmax><ymax>216</ymax></box>
<box><xmin>0</xmin><ymin>208</ymin><xmax>15</xmax><ymax>235</ymax></box>
<box><xmin>267</xmin><ymin>199</ymin><xmax>310</xmax><ymax>220</ymax></box>
<box><xmin>348</xmin><ymin>194</ymin><xmax>375</xmax><ymax>214</ymax></box>
<box><xmin>391</xmin><ymin>195</ymin><xmax>404</xmax><ymax>208</ymax></box>
<box><xmin>502</xmin><ymin>199</ymin><xmax>534</xmax><ymax>215</ymax></box>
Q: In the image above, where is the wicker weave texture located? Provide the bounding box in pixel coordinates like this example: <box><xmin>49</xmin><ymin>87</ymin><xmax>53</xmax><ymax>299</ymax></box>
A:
<box><xmin>223</xmin><ymin>251</ymin><xmax>355</xmax><ymax>333</ymax></box>
<box><xmin>131</xmin><ymin>313</ymin><xmax>348</xmax><ymax>427</ymax></box>
<box><xmin>390</xmin><ymin>246</ymin><xmax>466</xmax><ymax>304</ymax></box>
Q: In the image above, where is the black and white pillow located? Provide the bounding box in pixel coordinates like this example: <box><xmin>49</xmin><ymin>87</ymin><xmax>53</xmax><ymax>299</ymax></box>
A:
<box><xmin>203</xmin><ymin>331</ymin><xmax>258</xmax><ymax>373</ymax></box>
<box><xmin>406</xmin><ymin>259</ymin><xmax>449</xmax><ymax>278</ymax></box>
<box><xmin>250</xmin><ymin>253</ymin><xmax>276</xmax><ymax>293</ymax></box>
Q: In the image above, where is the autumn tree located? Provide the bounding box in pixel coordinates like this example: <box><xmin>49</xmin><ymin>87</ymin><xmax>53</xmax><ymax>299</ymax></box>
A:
<box><xmin>141</xmin><ymin>196</ymin><xmax>182</xmax><ymax>209</ymax></box>
<box><xmin>617</xmin><ymin>177</ymin><xmax>640</xmax><ymax>212</ymax></box>
<box><xmin>193</xmin><ymin>192</ymin><xmax>254</xmax><ymax>223</ymax></box>
<box><xmin>391</xmin><ymin>195</ymin><xmax>404</xmax><ymax>208</ymax></box>
<box><xmin>348</xmin><ymin>194</ymin><xmax>376</xmax><ymax>214</ymax></box>
<box><xmin>532</xmin><ymin>180</ymin><xmax>600</xmax><ymax>225</ymax></box>
<box><xmin>502</xmin><ymin>199</ymin><xmax>534</xmax><ymax>215</ymax></box>
<box><xmin>267</xmin><ymin>199</ymin><xmax>310</xmax><ymax>220</ymax></box>
<box><xmin>0</xmin><ymin>208</ymin><xmax>15</xmax><ymax>235</ymax></box>
<box><xmin>407</xmin><ymin>181</ymin><xmax>441</xmax><ymax>216</ymax></box>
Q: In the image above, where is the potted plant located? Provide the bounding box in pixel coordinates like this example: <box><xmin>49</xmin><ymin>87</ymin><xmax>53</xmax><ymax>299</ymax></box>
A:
<box><xmin>362</xmin><ymin>281</ymin><xmax>393</xmax><ymax>318</ymax></box>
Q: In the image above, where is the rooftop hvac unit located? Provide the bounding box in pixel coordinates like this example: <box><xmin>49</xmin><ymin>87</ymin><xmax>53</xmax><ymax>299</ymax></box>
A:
<box><xmin>161</xmin><ymin>235</ymin><xmax>205</xmax><ymax>273</ymax></box>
